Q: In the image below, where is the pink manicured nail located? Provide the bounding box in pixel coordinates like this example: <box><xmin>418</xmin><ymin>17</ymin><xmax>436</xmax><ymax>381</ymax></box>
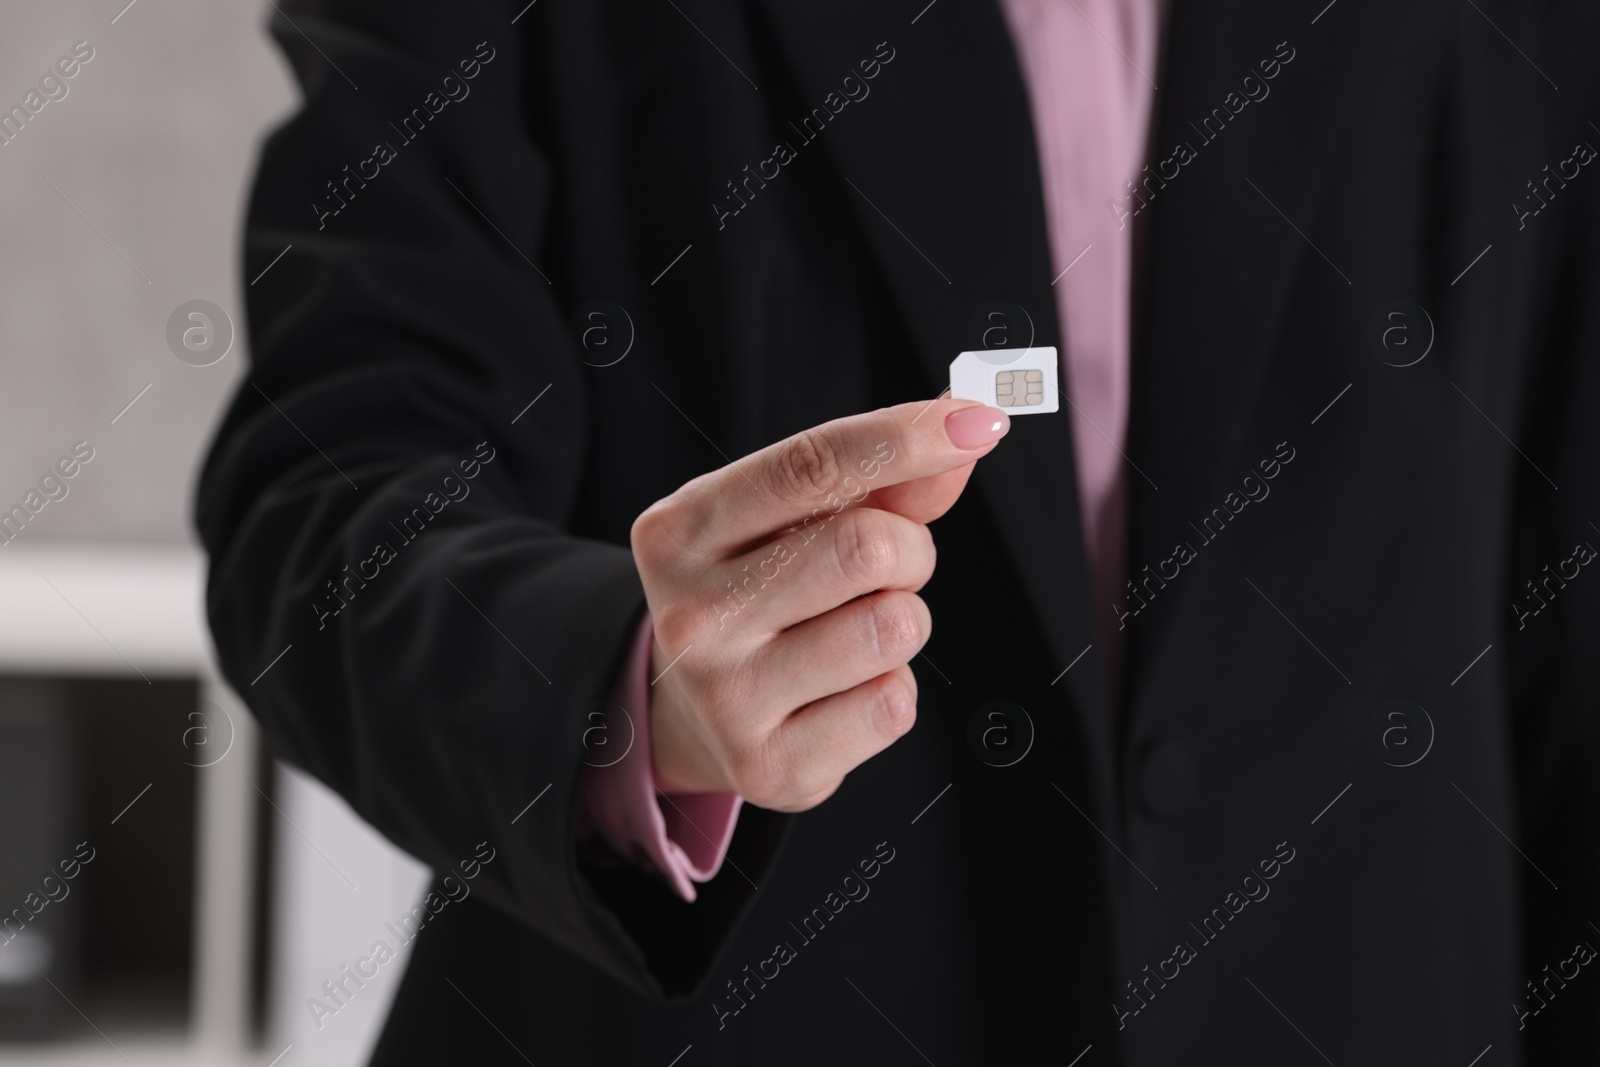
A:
<box><xmin>945</xmin><ymin>405</ymin><xmax>1011</xmax><ymax>449</ymax></box>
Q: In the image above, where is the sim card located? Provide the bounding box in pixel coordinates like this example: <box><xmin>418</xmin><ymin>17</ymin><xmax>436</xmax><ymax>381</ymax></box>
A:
<box><xmin>949</xmin><ymin>346</ymin><xmax>1059</xmax><ymax>415</ymax></box>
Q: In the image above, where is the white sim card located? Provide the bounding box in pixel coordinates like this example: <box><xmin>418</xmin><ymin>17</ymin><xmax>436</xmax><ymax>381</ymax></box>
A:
<box><xmin>949</xmin><ymin>346</ymin><xmax>1060</xmax><ymax>415</ymax></box>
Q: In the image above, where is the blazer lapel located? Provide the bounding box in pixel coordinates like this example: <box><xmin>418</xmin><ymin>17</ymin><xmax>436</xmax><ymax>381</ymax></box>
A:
<box><xmin>749</xmin><ymin>1</ymin><xmax>1117</xmax><ymax>823</ymax></box>
<box><xmin>1123</xmin><ymin>0</ymin><xmax>1387</xmax><ymax>702</ymax></box>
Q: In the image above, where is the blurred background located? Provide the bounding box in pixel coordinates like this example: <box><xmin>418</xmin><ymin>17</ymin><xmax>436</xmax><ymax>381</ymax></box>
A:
<box><xmin>1</xmin><ymin>3</ymin><xmax>429</xmax><ymax>1065</ymax></box>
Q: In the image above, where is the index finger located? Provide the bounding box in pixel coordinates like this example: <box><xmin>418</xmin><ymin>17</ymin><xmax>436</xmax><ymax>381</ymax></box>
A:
<box><xmin>678</xmin><ymin>397</ymin><xmax>1010</xmax><ymax>557</ymax></box>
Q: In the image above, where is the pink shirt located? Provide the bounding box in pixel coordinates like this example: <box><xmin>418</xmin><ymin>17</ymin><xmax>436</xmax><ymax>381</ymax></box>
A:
<box><xmin>578</xmin><ymin>616</ymin><xmax>740</xmax><ymax>902</ymax></box>
<box><xmin>999</xmin><ymin>0</ymin><xmax>1161</xmax><ymax>678</ymax></box>
<box><xmin>581</xmin><ymin>0</ymin><xmax>1163</xmax><ymax>900</ymax></box>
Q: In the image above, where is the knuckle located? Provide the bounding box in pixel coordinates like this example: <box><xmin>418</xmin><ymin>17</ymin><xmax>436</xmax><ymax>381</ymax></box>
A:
<box><xmin>834</xmin><ymin>510</ymin><xmax>899</xmax><ymax>587</ymax></box>
<box><xmin>630</xmin><ymin>497</ymin><xmax>685</xmax><ymax>568</ymax></box>
<box><xmin>775</xmin><ymin>429</ymin><xmax>844</xmax><ymax>500</ymax></box>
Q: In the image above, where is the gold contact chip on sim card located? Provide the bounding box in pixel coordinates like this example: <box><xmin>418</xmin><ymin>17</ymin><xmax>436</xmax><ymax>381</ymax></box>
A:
<box><xmin>994</xmin><ymin>368</ymin><xmax>1045</xmax><ymax>407</ymax></box>
<box><xmin>949</xmin><ymin>347</ymin><xmax>1059</xmax><ymax>414</ymax></box>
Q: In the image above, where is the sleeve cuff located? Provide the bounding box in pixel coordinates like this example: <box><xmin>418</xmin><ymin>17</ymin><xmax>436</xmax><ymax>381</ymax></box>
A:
<box><xmin>577</xmin><ymin>614</ymin><xmax>742</xmax><ymax>902</ymax></box>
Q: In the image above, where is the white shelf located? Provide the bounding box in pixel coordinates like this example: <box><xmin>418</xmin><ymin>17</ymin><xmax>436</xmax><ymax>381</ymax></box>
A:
<box><xmin>0</xmin><ymin>543</ymin><xmax>210</xmax><ymax>677</ymax></box>
<box><xmin>0</xmin><ymin>543</ymin><xmax>424</xmax><ymax>1067</ymax></box>
<box><xmin>0</xmin><ymin>1035</ymin><xmax>286</xmax><ymax>1067</ymax></box>
<box><xmin>0</xmin><ymin>544</ymin><xmax>252</xmax><ymax>1059</ymax></box>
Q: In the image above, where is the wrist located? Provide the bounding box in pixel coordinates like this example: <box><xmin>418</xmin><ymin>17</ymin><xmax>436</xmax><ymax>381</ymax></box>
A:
<box><xmin>647</xmin><ymin>636</ymin><xmax>721</xmax><ymax>795</ymax></box>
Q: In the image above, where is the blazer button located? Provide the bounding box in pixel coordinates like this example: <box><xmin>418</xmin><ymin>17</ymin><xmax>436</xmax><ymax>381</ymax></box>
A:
<box><xmin>1135</xmin><ymin>740</ymin><xmax>1197</xmax><ymax>818</ymax></box>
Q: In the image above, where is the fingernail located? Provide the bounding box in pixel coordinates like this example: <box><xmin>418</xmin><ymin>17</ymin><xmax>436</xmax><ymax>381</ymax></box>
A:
<box><xmin>945</xmin><ymin>405</ymin><xmax>1011</xmax><ymax>450</ymax></box>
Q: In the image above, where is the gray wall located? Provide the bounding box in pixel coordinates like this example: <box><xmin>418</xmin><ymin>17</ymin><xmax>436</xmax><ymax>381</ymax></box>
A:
<box><xmin>1</xmin><ymin>0</ymin><xmax>296</xmax><ymax>545</ymax></box>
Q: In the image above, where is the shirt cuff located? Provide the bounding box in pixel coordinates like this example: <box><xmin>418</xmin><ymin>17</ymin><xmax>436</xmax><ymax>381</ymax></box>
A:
<box><xmin>577</xmin><ymin>614</ymin><xmax>742</xmax><ymax>902</ymax></box>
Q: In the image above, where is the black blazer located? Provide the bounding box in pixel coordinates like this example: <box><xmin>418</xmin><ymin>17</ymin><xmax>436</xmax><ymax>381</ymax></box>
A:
<box><xmin>197</xmin><ymin>1</ymin><xmax>1600</xmax><ymax>1063</ymax></box>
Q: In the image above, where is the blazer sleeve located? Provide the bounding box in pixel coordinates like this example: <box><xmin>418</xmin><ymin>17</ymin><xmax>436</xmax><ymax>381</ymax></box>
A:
<box><xmin>195</xmin><ymin>0</ymin><xmax>781</xmax><ymax>1001</ymax></box>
